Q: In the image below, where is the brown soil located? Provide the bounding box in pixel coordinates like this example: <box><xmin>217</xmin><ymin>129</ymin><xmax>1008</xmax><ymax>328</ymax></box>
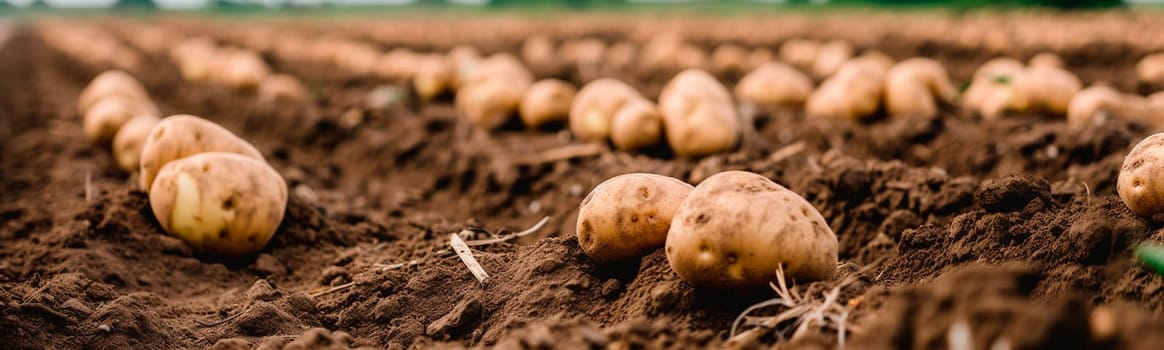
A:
<box><xmin>5</xmin><ymin>13</ymin><xmax>1164</xmax><ymax>350</ymax></box>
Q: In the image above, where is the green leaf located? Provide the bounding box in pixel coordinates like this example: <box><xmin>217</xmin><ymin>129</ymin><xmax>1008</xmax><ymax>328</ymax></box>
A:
<box><xmin>1135</xmin><ymin>243</ymin><xmax>1164</xmax><ymax>276</ymax></box>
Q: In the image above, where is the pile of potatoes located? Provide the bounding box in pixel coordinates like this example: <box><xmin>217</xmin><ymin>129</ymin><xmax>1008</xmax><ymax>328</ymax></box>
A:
<box><xmin>576</xmin><ymin>171</ymin><xmax>838</xmax><ymax>289</ymax></box>
<box><xmin>78</xmin><ymin>72</ymin><xmax>288</xmax><ymax>257</ymax></box>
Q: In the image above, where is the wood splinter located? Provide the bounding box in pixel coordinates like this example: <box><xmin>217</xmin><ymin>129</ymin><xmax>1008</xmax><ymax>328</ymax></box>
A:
<box><xmin>450</xmin><ymin>230</ymin><xmax>490</xmax><ymax>284</ymax></box>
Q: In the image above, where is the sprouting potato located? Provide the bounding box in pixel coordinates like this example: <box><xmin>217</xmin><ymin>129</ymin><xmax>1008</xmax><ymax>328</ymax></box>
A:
<box><xmin>1029</xmin><ymin>52</ymin><xmax>1065</xmax><ymax>69</ymax></box>
<box><xmin>1137</xmin><ymin>53</ymin><xmax>1164</xmax><ymax>86</ymax></box>
<box><xmin>257</xmin><ymin>74</ymin><xmax>311</xmax><ymax>104</ymax></box>
<box><xmin>884</xmin><ymin>58</ymin><xmax>957</xmax><ymax>118</ymax></box>
<box><xmin>811</xmin><ymin>40</ymin><xmax>855</xmax><ymax>78</ymax></box>
<box><xmin>77</xmin><ymin>70</ymin><xmax>152</xmax><ymax>115</ymax></box>
<box><xmin>569</xmin><ymin>78</ymin><xmax>642</xmax><ymax>142</ymax></box>
<box><xmin>1067</xmin><ymin>85</ymin><xmax>1152</xmax><ymax>130</ymax></box>
<box><xmin>139</xmin><ymin>114</ymin><xmax>264</xmax><ymax>193</ymax></box>
<box><xmin>734</xmin><ymin>62</ymin><xmax>814</xmax><ymax>109</ymax></box>
<box><xmin>962</xmin><ymin>57</ymin><xmax>1025</xmax><ymax>113</ymax></box>
<box><xmin>112</xmin><ymin>115</ymin><xmax>160</xmax><ymax>173</ymax></box>
<box><xmin>805</xmin><ymin>54</ymin><xmax>893</xmax><ymax>120</ymax></box>
<box><xmin>84</xmin><ymin>95</ymin><xmax>158</xmax><ymax>146</ymax></box>
<box><xmin>576</xmin><ymin>173</ymin><xmax>693</xmax><ymax>263</ymax></box>
<box><xmin>711</xmin><ymin>44</ymin><xmax>749</xmax><ymax>75</ymax></box>
<box><xmin>149</xmin><ymin>152</ymin><xmax>287</xmax><ymax>257</ymax></box>
<box><xmin>519</xmin><ymin>79</ymin><xmax>577</xmax><ymax>129</ymax></box>
<box><xmin>665</xmin><ymin>171</ymin><xmax>838</xmax><ymax>289</ymax></box>
<box><xmin>779</xmin><ymin>39</ymin><xmax>820</xmax><ymax>70</ymax></box>
<box><xmin>658</xmin><ymin>69</ymin><xmax>740</xmax><ymax>157</ymax></box>
<box><xmin>413</xmin><ymin>54</ymin><xmax>453</xmax><ymax>101</ymax></box>
<box><xmin>455</xmin><ymin>79</ymin><xmax>525</xmax><ymax>130</ymax></box>
<box><xmin>610</xmin><ymin>98</ymin><xmax>663</xmax><ymax>151</ymax></box>
<box><xmin>1118</xmin><ymin>133</ymin><xmax>1164</xmax><ymax>217</ymax></box>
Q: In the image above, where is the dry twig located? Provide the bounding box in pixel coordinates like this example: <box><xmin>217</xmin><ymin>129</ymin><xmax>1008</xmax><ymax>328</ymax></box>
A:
<box><xmin>728</xmin><ymin>265</ymin><xmax>854</xmax><ymax>346</ymax></box>
<box><xmin>450</xmin><ymin>231</ymin><xmax>489</xmax><ymax>284</ymax></box>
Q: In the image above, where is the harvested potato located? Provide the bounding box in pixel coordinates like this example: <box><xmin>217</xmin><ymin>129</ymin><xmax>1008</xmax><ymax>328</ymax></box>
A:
<box><xmin>576</xmin><ymin>173</ymin><xmax>693</xmax><ymax>263</ymax></box>
<box><xmin>112</xmin><ymin>115</ymin><xmax>160</xmax><ymax>173</ymax></box>
<box><xmin>779</xmin><ymin>39</ymin><xmax>820</xmax><ymax>70</ymax></box>
<box><xmin>1137</xmin><ymin>53</ymin><xmax>1164</xmax><ymax>85</ymax></box>
<box><xmin>447</xmin><ymin>45</ymin><xmax>482</xmax><ymax>89</ymax></box>
<box><xmin>77</xmin><ymin>70</ymin><xmax>152</xmax><ymax>115</ymax></box>
<box><xmin>521</xmin><ymin>35</ymin><xmax>556</xmax><ymax>74</ymax></box>
<box><xmin>456</xmin><ymin>79</ymin><xmax>525</xmax><ymax>130</ymax></box>
<box><xmin>611</xmin><ymin>98</ymin><xmax>663</xmax><ymax>151</ymax></box>
<box><xmin>1029</xmin><ymin>52</ymin><xmax>1065</xmax><ymax>69</ymax></box>
<box><xmin>962</xmin><ymin>57</ymin><xmax>1025</xmax><ymax>113</ymax></box>
<box><xmin>257</xmin><ymin>74</ymin><xmax>311</xmax><ymax>104</ymax></box>
<box><xmin>884</xmin><ymin>58</ymin><xmax>957</xmax><ymax>118</ymax></box>
<box><xmin>1005</xmin><ymin>65</ymin><xmax>1082</xmax><ymax>117</ymax></box>
<box><xmin>658</xmin><ymin>69</ymin><xmax>740</xmax><ymax>157</ymax></box>
<box><xmin>811</xmin><ymin>40</ymin><xmax>855</xmax><ymax>78</ymax></box>
<box><xmin>519</xmin><ymin>79</ymin><xmax>577</xmax><ymax>128</ymax></box>
<box><xmin>139</xmin><ymin>114</ymin><xmax>264</xmax><ymax>192</ymax></box>
<box><xmin>84</xmin><ymin>95</ymin><xmax>158</xmax><ymax>146</ymax></box>
<box><xmin>376</xmin><ymin>48</ymin><xmax>421</xmax><ymax>81</ymax></box>
<box><xmin>806</xmin><ymin>55</ymin><xmax>893</xmax><ymax>120</ymax></box>
<box><xmin>745</xmin><ymin>48</ymin><xmax>775</xmax><ymax>72</ymax></box>
<box><xmin>458</xmin><ymin>53</ymin><xmax>533</xmax><ymax>91</ymax></box>
<box><xmin>1067</xmin><ymin>85</ymin><xmax>1152</xmax><ymax>130</ymax></box>
<box><xmin>215</xmin><ymin>50</ymin><xmax>271</xmax><ymax>91</ymax></box>
<box><xmin>711</xmin><ymin>44</ymin><xmax>749</xmax><ymax>75</ymax></box>
<box><xmin>569</xmin><ymin>78</ymin><xmax>642</xmax><ymax>142</ymax></box>
<box><xmin>605</xmin><ymin>41</ymin><xmax>638</xmax><ymax>74</ymax></box>
<box><xmin>149</xmin><ymin>152</ymin><xmax>287</xmax><ymax>257</ymax></box>
<box><xmin>734</xmin><ymin>62</ymin><xmax>814</xmax><ymax>109</ymax></box>
<box><xmin>1118</xmin><ymin>133</ymin><xmax>1164</xmax><ymax>217</ymax></box>
<box><xmin>665</xmin><ymin>171</ymin><xmax>838</xmax><ymax>288</ymax></box>
<box><xmin>413</xmin><ymin>54</ymin><xmax>453</xmax><ymax>101</ymax></box>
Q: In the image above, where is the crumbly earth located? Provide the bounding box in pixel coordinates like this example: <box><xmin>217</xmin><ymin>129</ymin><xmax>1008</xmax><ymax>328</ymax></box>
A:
<box><xmin>4</xmin><ymin>13</ymin><xmax>1164</xmax><ymax>350</ymax></box>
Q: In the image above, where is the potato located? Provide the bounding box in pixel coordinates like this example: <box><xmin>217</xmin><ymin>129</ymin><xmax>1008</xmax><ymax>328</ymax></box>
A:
<box><xmin>576</xmin><ymin>173</ymin><xmax>693</xmax><ymax>263</ymax></box>
<box><xmin>521</xmin><ymin>35</ymin><xmax>556</xmax><ymax>73</ymax></box>
<box><xmin>605</xmin><ymin>41</ymin><xmax>638</xmax><ymax>73</ymax></box>
<box><xmin>459</xmin><ymin>53</ymin><xmax>532</xmax><ymax>91</ymax></box>
<box><xmin>112</xmin><ymin>115</ymin><xmax>160</xmax><ymax>173</ymax></box>
<box><xmin>611</xmin><ymin>98</ymin><xmax>663</xmax><ymax>151</ymax></box>
<box><xmin>962</xmin><ymin>57</ymin><xmax>1025</xmax><ymax>113</ymax></box>
<box><xmin>1067</xmin><ymin>85</ymin><xmax>1152</xmax><ymax>130</ymax></box>
<box><xmin>1137</xmin><ymin>53</ymin><xmax>1164</xmax><ymax>85</ymax></box>
<box><xmin>569</xmin><ymin>78</ymin><xmax>642</xmax><ymax>142</ymax></box>
<box><xmin>455</xmin><ymin>79</ymin><xmax>525</xmax><ymax>130</ymax></box>
<box><xmin>77</xmin><ymin>70</ymin><xmax>151</xmax><ymax>115</ymax></box>
<box><xmin>139</xmin><ymin>115</ymin><xmax>264</xmax><ymax>192</ymax></box>
<box><xmin>811</xmin><ymin>40</ymin><xmax>855</xmax><ymax>78</ymax></box>
<box><xmin>1006</xmin><ymin>65</ymin><xmax>1082</xmax><ymax>117</ymax></box>
<box><xmin>884</xmin><ymin>58</ymin><xmax>957</xmax><ymax>118</ymax></box>
<box><xmin>149</xmin><ymin>152</ymin><xmax>287</xmax><ymax>257</ymax></box>
<box><xmin>805</xmin><ymin>55</ymin><xmax>892</xmax><ymax>120</ymax></box>
<box><xmin>519</xmin><ymin>79</ymin><xmax>577</xmax><ymax>128</ymax></box>
<box><xmin>779</xmin><ymin>39</ymin><xmax>820</xmax><ymax>70</ymax></box>
<box><xmin>1029</xmin><ymin>52</ymin><xmax>1065</xmax><ymax>69</ymax></box>
<box><xmin>711</xmin><ymin>44</ymin><xmax>749</xmax><ymax>75</ymax></box>
<box><xmin>257</xmin><ymin>74</ymin><xmax>311</xmax><ymax>104</ymax></box>
<box><xmin>84</xmin><ymin>95</ymin><xmax>158</xmax><ymax>146</ymax></box>
<box><xmin>734</xmin><ymin>62</ymin><xmax>814</xmax><ymax>109</ymax></box>
<box><xmin>745</xmin><ymin>48</ymin><xmax>775</xmax><ymax>72</ymax></box>
<box><xmin>413</xmin><ymin>54</ymin><xmax>453</xmax><ymax>101</ymax></box>
<box><xmin>376</xmin><ymin>48</ymin><xmax>421</xmax><ymax>81</ymax></box>
<box><xmin>215</xmin><ymin>50</ymin><xmax>271</xmax><ymax>91</ymax></box>
<box><xmin>447</xmin><ymin>45</ymin><xmax>482</xmax><ymax>89</ymax></box>
<box><xmin>1118</xmin><ymin>133</ymin><xmax>1164</xmax><ymax>217</ymax></box>
<box><xmin>658</xmin><ymin>69</ymin><xmax>740</xmax><ymax>157</ymax></box>
<box><xmin>665</xmin><ymin>171</ymin><xmax>838</xmax><ymax>288</ymax></box>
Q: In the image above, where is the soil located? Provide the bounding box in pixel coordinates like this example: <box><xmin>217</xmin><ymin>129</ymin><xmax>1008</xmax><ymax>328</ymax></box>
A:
<box><xmin>5</xmin><ymin>12</ymin><xmax>1164</xmax><ymax>350</ymax></box>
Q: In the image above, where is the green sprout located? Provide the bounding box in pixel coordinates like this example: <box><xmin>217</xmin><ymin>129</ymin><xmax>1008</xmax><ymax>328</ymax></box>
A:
<box><xmin>1135</xmin><ymin>243</ymin><xmax>1164</xmax><ymax>276</ymax></box>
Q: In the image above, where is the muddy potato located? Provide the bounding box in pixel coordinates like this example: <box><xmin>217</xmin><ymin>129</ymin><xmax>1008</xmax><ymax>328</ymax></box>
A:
<box><xmin>734</xmin><ymin>62</ymin><xmax>814</xmax><ymax>109</ymax></box>
<box><xmin>112</xmin><ymin>115</ymin><xmax>160</xmax><ymax>173</ymax></box>
<box><xmin>610</xmin><ymin>98</ymin><xmax>663</xmax><ymax>151</ymax></box>
<box><xmin>519</xmin><ymin>79</ymin><xmax>576</xmax><ymax>128</ymax></box>
<box><xmin>1137</xmin><ymin>53</ymin><xmax>1164</xmax><ymax>85</ymax></box>
<box><xmin>84</xmin><ymin>95</ymin><xmax>158</xmax><ymax>146</ymax></box>
<box><xmin>576</xmin><ymin>173</ymin><xmax>693</xmax><ymax>263</ymax></box>
<box><xmin>139</xmin><ymin>115</ymin><xmax>264</xmax><ymax>192</ymax></box>
<box><xmin>413</xmin><ymin>54</ymin><xmax>453</xmax><ymax>101</ymax></box>
<box><xmin>149</xmin><ymin>152</ymin><xmax>287</xmax><ymax>257</ymax></box>
<box><xmin>1117</xmin><ymin>133</ymin><xmax>1164</xmax><ymax>217</ymax></box>
<box><xmin>658</xmin><ymin>69</ymin><xmax>740</xmax><ymax>157</ymax></box>
<box><xmin>456</xmin><ymin>79</ymin><xmax>525</xmax><ymax>130</ymax></box>
<box><xmin>665</xmin><ymin>171</ymin><xmax>839</xmax><ymax>288</ymax></box>
<box><xmin>569</xmin><ymin>78</ymin><xmax>642</xmax><ymax>142</ymax></box>
<box><xmin>884</xmin><ymin>58</ymin><xmax>957</xmax><ymax>118</ymax></box>
<box><xmin>77</xmin><ymin>70</ymin><xmax>152</xmax><ymax>115</ymax></box>
<box><xmin>257</xmin><ymin>74</ymin><xmax>311</xmax><ymax>104</ymax></box>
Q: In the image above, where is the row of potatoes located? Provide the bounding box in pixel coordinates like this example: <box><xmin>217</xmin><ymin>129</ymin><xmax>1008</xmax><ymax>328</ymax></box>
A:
<box><xmin>79</xmin><ymin>71</ymin><xmax>288</xmax><ymax>257</ymax></box>
<box><xmin>169</xmin><ymin>37</ymin><xmax>313</xmax><ymax>105</ymax></box>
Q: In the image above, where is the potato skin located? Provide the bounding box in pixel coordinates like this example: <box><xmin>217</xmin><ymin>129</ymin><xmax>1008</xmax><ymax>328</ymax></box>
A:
<box><xmin>734</xmin><ymin>62</ymin><xmax>813</xmax><ymax>109</ymax></box>
<box><xmin>455</xmin><ymin>79</ymin><xmax>525</xmax><ymax>130</ymax></box>
<box><xmin>139</xmin><ymin>115</ymin><xmax>264</xmax><ymax>193</ymax></box>
<box><xmin>884</xmin><ymin>58</ymin><xmax>956</xmax><ymax>118</ymax></box>
<box><xmin>77</xmin><ymin>70</ymin><xmax>151</xmax><ymax>115</ymax></box>
<box><xmin>658</xmin><ymin>69</ymin><xmax>740</xmax><ymax>157</ymax></box>
<box><xmin>1118</xmin><ymin>133</ymin><xmax>1164</xmax><ymax>217</ymax></box>
<box><xmin>610</xmin><ymin>98</ymin><xmax>663</xmax><ymax>151</ymax></box>
<box><xmin>149</xmin><ymin>152</ymin><xmax>288</xmax><ymax>257</ymax></box>
<box><xmin>569</xmin><ymin>78</ymin><xmax>642</xmax><ymax>142</ymax></box>
<box><xmin>83</xmin><ymin>95</ymin><xmax>157</xmax><ymax>146</ymax></box>
<box><xmin>413</xmin><ymin>54</ymin><xmax>453</xmax><ymax>101</ymax></box>
<box><xmin>258</xmin><ymin>74</ymin><xmax>311</xmax><ymax>104</ymax></box>
<box><xmin>577</xmin><ymin>173</ymin><xmax>694</xmax><ymax>263</ymax></box>
<box><xmin>666</xmin><ymin>171</ymin><xmax>838</xmax><ymax>289</ymax></box>
<box><xmin>112</xmin><ymin>115</ymin><xmax>160</xmax><ymax>174</ymax></box>
<box><xmin>519</xmin><ymin>79</ymin><xmax>577</xmax><ymax>128</ymax></box>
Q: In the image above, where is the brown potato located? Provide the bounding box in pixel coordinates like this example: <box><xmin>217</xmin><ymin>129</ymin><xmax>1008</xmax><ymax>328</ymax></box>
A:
<box><xmin>139</xmin><ymin>114</ymin><xmax>264</xmax><ymax>192</ymax></box>
<box><xmin>610</xmin><ymin>98</ymin><xmax>663</xmax><ymax>151</ymax></box>
<box><xmin>576</xmin><ymin>173</ymin><xmax>693</xmax><ymax>263</ymax></box>
<box><xmin>112</xmin><ymin>115</ymin><xmax>160</xmax><ymax>174</ymax></box>
<box><xmin>413</xmin><ymin>54</ymin><xmax>453</xmax><ymax>101</ymax></box>
<box><xmin>1137</xmin><ymin>53</ymin><xmax>1164</xmax><ymax>85</ymax></box>
<box><xmin>745</xmin><ymin>48</ymin><xmax>775</xmax><ymax>72</ymax></box>
<box><xmin>734</xmin><ymin>62</ymin><xmax>813</xmax><ymax>109</ymax></box>
<box><xmin>149</xmin><ymin>152</ymin><xmax>287</xmax><ymax>257</ymax></box>
<box><xmin>779</xmin><ymin>39</ymin><xmax>820</xmax><ymax>70</ymax></box>
<box><xmin>884</xmin><ymin>58</ymin><xmax>956</xmax><ymax>118</ymax></box>
<box><xmin>1118</xmin><ymin>133</ymin><xmax>1164</xmax><ymax>217</ymax></box>
<box><xmin>658</xmin><ymin>70</ymin><xmax>740</xmax><ymax>157</ymax></box>
<box><xmin>519</xmin><ymin>79</ymin><xmax>577</xmax><ymax>128</ymax></box>
<box><xmin>1068</xmin><ymin>85</ymin><xmax>1152</xmax><ymax>130</ymax></box>
<box><xmin>569</xmin><ymin>78</ymin><xmax>642</xmax><ymax>142</ymax></box>
<box><xmin>376</xmin><ymin>48</ymin><xmax>421</xmax><ymax>81</ymax></box>
<box><xmin>1006</xmin><ymin>65</ymin><xmax>1082</xmax><ymax>117</ymax></box>
<box><xmin>447</xmin><ymin>45</ymin><xmax>482</xmax><ymax>89</ymax></box>
<box><xmin>665</xmin><ymin>171</ymin><xmax>838</xmax><ymax>288</ymax></box>
<box><xmin>806</xmin><ymin>55</ymin><xmax>893</xmax><ymax>120</ymax></box>
<box><xmin>215</xmin><ymin>50</ymin><xmax>271</xmax><ymax>91</ymax></box>
<box><xmin>458</xmin><ymin>53</ymin><xmax>533</xmax><ymax>91</ymax></box>
<box><xmin>811</xmin><ymin>40</ymin><xmax>855</xmax><ymax>78</ymax></box>
<box><xmin>711</xmin><ymin>44</ymin><xmax>749</xmax><ymax>75</ymax></box>
<box><xmin>257</xmin><ymin>74</ymin><xmax>311</xmax><ymax>104</ymax></box>
<box><xmin>962</xmin><ymin>57</ymin><xmax>1025</xmax><ymax>114</ymax></box>
<box><xmin>77</xmin><ymin>70</ymin><xmax>152</xmax><ymax>115</ymax></box>
<box><xmin>1029</xmin><ymin>52</ymin><xmax>1065</xmax><ymax>69</ymax></box>
<box><xmin>83</xmin><ymin>95</ymin><xmax>158</xmax><ymax>146</ymax></box>
<box><xmin>455</xmin><ymin>79</ymin><xmax>525</xmax><ymax>130</ymax></box>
